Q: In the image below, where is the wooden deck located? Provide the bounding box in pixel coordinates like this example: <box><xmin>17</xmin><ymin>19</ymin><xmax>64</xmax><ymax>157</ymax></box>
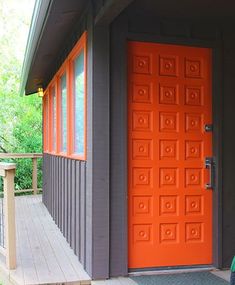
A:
<box><xmin>0</xmin><ymin>195</ymin><xmax>91</xmax><ymax>285</ymax></box>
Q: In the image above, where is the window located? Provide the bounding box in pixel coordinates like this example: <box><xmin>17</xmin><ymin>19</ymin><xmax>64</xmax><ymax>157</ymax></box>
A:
<box><xmin>51</xmin><ymin>86</ymin><xmax>56</xmax><ymax>152</ymax></box>
<box><xmin>43</xmin><ymin>93</ymin><xmax>49</xmax><ymax>152</ymax></box>
<box><xmin>42</xmin><ymin>31</ymin><xmax>87</xmax><ymax>160</ymax></box>
<box><xmin>73</xmin><ymin>50</ymin><xmax>85</xmax><ymax>156</ymax></box>
<box><xmin>60</xmin><ymin>74</ymin><xmax>67</xmax><ymax>153</ymax></box>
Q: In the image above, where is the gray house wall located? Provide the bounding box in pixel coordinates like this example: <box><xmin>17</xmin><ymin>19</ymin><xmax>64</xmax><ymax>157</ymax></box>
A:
<box><xmin>222</xmin><ymin>28</ymin><xmax>235</xmax><ymax>267</ymax></box>
<box><xmin>43</xmin><ymin>1</ymin><xmax>110</xmax><ymax>279</ymax></box>
<box><xmin>109</xmin><ymin>2</ymin><xmax>225</xmax><ymax>276</ymax></box>
<box><xmin>42</xmin><ymin>0</ymin><xmax>235</xmax><ymax>280</ymax></box>
<box><xmin>43</xmin><ymin>154</ymin><xmax>87</xmax><ymax>264</ymax></box>
<box><xmin>42</xmin><ymin>5</ymin><xmax>92</xmax><ymax>275</ymax></box>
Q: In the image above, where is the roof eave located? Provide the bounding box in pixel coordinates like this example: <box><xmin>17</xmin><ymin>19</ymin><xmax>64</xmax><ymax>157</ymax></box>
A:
<box><xmin>20</xmin><ymin>0</ymin><xmax>53</xmax><ymax>96</ymax></box>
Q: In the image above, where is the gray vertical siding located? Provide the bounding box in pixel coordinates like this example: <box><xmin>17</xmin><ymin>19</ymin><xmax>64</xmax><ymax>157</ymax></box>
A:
<box><xmin>85</xmin><ymin>9</ymin><xmax>93</xmax><ymax>276</ymax></box>
<box><xmin>43</xmin><ymin>2</ymin><xmax>110</xmax><ymax>279</ymax></box>
<box><xmin>43</xmin><ymin>154</ymin><xmax>87</xmax><ymax>269</ymax></box>
<box><xmin>91</xmin><ymin>25</ymin><xmax>110</xmax><ymax>279</ymax></box>
<box><xmin>110</xmin><ymin>13</ymin><xmax>129</xmax><ymax>277</ymax></box>
<box><xmin>42</xmin><ymin>0</ymin><xmax>235</xmax><ymax>279</ymax></box>
<box><xmin>222</xmin><ymin>29</ymin><xmax>235</xmax><ymax>267</ymax></box>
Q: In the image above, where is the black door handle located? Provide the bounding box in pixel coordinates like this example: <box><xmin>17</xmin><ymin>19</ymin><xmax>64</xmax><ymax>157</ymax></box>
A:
<box><xmin>205</xmin><ymin>157</ymin><xmax>214</xmax><ymax>190</ymax></box>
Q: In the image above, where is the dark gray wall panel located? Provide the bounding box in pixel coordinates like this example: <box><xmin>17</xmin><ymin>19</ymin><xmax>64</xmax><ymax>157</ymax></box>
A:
<box><xmin>71</xmin><ymin>160</ymin><xmax>76</xmax><ymax>251</ymax></box>
<box><xmin>42</xmin><ymin>154</ymin><xmax>88</xmax><ymax>271</ymax></box>
<box><xmin>75</xmin><ymin>161</ymin><xmax>80</xmax><ymax>257</ymax></box>
<box><xmin>110</xmin><ymin>14</ymin><xmax>128</xmax><ymax>277</ymax></box>
<box><xmin>222</xmin><ymin>30</ymin><xmax>235</xmax><ymax>268</ymax></box>
<box><xmin>43</xmin><ymin>2</ymin><xmax>111</xmax><ymax>280</ymax></box>
<box><xmin>41</xmin><ymin>0</ymin><xmax>235</xmax><ymax>279</ymax></box>
<box><xmin>85</xmin><ymin>9</ymin><xmax>93</xmax><ymax>276</ymax></box>
<box><xmin>80</xmin><ymin>162</ymin><xmax>86</xmax><ymax>266</ymax></box>
<box><xmin>91</xmin><ymin>24</ymin><xmax>110</xmax><ymax>279</ymax></box>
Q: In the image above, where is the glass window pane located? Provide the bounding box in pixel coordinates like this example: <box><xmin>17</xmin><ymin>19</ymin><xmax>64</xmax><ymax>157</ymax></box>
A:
<box><xmin>74</xmin><ymin>50</ymin><xmax>85</xmax><ymax>155</ymax></box>
<box><xmin>61</xmin><ymin>74</ymin><xmax>67</xmax><ymax>152</ymax></box>
<box><xmin>52</xmin><ymin>87</ymin><xmax>56</xmax><ymax>151</ymax></box>
<box><xmin>44</xmin><ymin>95</ymin><xmax>49</xmax><ymax>151</ymax></box>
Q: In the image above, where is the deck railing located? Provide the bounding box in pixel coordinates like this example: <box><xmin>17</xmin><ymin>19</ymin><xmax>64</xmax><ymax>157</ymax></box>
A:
<box><xmin>0</xmin><ymin>162</ymin><xmax>16</xmax><ymax>269</ymax></box>
<box><xmin>0</xmin><ymin>153</ymin><xmax>43</xmax><ymax>195</ymax></box>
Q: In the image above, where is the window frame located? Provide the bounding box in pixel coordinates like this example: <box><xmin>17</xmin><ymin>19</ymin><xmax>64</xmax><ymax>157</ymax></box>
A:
<box><xmin>57</xmin><ymin>61</ymin><xmax>69</xmax><ymax>156</ymax></box>
<box><xmin>43</xmin><ymin>31</ymin><xmax>87</xmax><ymax>160</ymax></box>
<box><xmin>43</xmin><ymin>92</ymin><xmax>49</xmax><ymax>153</ymax></box>
<box><xmin>68</xmin><ymin>32</ymin><xmax>87</xmax><ymax>160</ymax></box>
<box><xmin>48</xmin><ymin>82</ymin><xmax>57</xmax><ymax>153</ymax></box>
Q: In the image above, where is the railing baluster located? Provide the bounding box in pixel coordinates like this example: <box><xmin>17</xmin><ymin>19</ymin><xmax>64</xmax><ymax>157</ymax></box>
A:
<box><xmin>4</xmin><ymin>166</ymin><xmax>16</xmax><ymax>269</ymax></box>
<box><xmin>0</xmin><ymin>163</ymin><xmax>16</xmax><ymax>270</ymax></box>
<box><xmin>32</xmin><ymin>157</ymin><xmax>38</xmax><ymax>195</ymax></box>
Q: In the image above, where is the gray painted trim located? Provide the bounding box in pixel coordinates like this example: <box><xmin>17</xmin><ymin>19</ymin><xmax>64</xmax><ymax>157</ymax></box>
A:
<box><xmin>110</xmin><ymin>13</ymin><xmax>129</xmax><ymax>277</ymax></box>
<box><xmin>85</xmin><ymin>3</ymin><xmax>111</xmax><ymax>278</ymax></box>
<box><xmin>95</xmin><ymin>0</ymin><xmax>134</xmax><ymax>25</ymax></box>
<box><xmin>91</xmin><ymin>24</ymin><xmax>110</xmax><ymax>279</ymax></box>
<box><xmin>20</xmin><ymin>0</ymin><xmax>53</xmax><ymax>96</ymax></box>
<box><xmin>212</xmin><ymin>45</ymin><xmax>223</xmax><ymax>268</ymax></box>
<box><xmin>220</xmin><ymin>32</ymin><xmax>235</xmax><ymax>267</ymax></box>
<box><xmin>85</xmin><ymin>8</ymin><xmax>93</xmax><ymax>276</ymax></box>
<box><xmin>42</xmin><ymin>154</ymin><xmax>89</xmax><ymax>273</ymax></box>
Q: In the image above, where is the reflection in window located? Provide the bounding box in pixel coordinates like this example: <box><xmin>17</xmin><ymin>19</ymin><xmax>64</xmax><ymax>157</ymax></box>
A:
<box><xmin>74</xmin><ymin>50</ymin><xmax>85</xmax><ymax>155</ymax></box>
<box><xmin>61</xmin><ymin>74</ymin><xmax>67</xmax><ymax>152</ymax></box>
<box><xmin>52</xmin><ymin>87</ymin><xmax>56</xmax><ymax>151</ymax></box>
<box><xmin>44</xmin><ymin>95</ymin><xmax>49</xmax><ymax>151</ymax></box>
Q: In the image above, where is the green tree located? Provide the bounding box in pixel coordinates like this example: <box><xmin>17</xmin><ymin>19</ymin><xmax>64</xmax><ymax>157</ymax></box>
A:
<box><xmin>0</xmin><ymin>0</ymin><xmax>42</xmax><ymax>191</ymax></box>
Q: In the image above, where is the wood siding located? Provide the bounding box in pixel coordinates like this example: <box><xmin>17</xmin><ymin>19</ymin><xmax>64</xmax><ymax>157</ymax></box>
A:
<box><xmin>42</xmin><ymin>0</ymin><xmax>235</xmax><ymax>279</ymax></box>
<box><xmin>42</xmin><ymin>3</ymin><xmax>110</xmax><ymax>279</ymax></box>
<box><xmin>43</xmin><ymin>154</ymin><xmax>87</xmax><ymax>267</ymax></box>
<box><xmin>222</xmin><ymin>28</ymin><xmax>235</xmax><ymax>268</ymax></box>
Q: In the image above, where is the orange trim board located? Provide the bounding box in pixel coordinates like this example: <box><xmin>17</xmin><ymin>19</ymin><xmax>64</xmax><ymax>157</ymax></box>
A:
<box><xmin>128</xmin><ymin>41</ymin><xmax>213</xmax><ymax>269</ymax></box>
<box><xmin>43</xmin><ymin>31</ymin><xmax>87</xmax><ymax>160</ymax></box>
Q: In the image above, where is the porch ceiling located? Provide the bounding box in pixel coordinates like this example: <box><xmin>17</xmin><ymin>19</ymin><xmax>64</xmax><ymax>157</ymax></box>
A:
<box><xmin>21</xmin><ymin>0</ymin><xmax>235</xmax><ymax>96</ymax></box>
<box><xmin>130</xmin><ymin>0</ymin><xmax>235</xmax><ymax>21</ymax></box>
<box><xmin>20</xmin><ymin>0</ymin><xmax>86</xmax><ymax>96</ymax></box>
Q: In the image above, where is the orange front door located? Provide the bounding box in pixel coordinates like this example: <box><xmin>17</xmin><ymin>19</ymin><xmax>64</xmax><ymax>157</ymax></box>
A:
<box><xmin>128</xmin><ymin>42</ymin><xmax>213</xmax><ymax>269</ymax></box>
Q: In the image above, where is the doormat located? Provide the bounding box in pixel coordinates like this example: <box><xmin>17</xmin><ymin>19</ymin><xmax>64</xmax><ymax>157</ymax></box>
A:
<box><xmin>132</xmin><ymin>271</ymin><xmax>229</xmax><ymax>285</ymax></box>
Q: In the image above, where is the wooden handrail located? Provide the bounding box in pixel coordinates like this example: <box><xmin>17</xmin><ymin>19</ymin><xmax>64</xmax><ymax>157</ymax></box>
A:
<box><xmin>0</xmin><ymin>162</ymin><xmax>16</xmax><ymax>270</ymax></box>
<box><xmin>0</xmin><ymin>153</ymin><xmax>43</xmax><ymax>195</ymax></box>
<box><xmin>0</xmin><ymin>153</ymin><xmax>42</xmax><ymax>159</ymax></box>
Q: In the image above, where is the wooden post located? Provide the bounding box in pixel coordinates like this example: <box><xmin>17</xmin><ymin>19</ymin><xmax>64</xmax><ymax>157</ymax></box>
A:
<box><xmin>1</xmin><ymin>163</ymin><xmax>17</xmax><ymax>270</ymax></box>
<box><xmin>32</xmin><ymin>157</ymin><xmax>38</xmax><ymax>195</ymax></box>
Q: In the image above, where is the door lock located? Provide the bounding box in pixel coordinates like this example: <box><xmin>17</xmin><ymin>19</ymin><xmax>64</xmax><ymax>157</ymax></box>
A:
<box><xmin>205</xmin><ymin>124</ymin><xmax>213</xmax><ymax>132</ymax></box>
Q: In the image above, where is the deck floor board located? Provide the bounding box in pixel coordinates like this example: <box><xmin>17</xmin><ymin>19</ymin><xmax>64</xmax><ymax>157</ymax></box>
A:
<box><xmin>3</xmin><ymin>195</ymin><xmax>91</xmax><ymax>285</ymax></box>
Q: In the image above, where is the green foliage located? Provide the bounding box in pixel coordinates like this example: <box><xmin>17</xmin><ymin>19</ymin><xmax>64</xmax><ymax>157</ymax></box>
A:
<box><xmin>0</xmin><ymin>0</ymin><xmax>41</xmax><ymax>192</ymax></box>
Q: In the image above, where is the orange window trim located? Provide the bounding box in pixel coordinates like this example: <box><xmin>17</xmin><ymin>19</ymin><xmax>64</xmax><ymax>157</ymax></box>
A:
<box><xmin>43</xmin><ymin>92</ymin><xmax>49</xmax><ymax>153</ymax></box>
<box><xmin>49</xmin><ymin>83</ymin><xmax>57</xmax><ymax>153</ymax></box>
<box><xmin>48</xmin><ymin>85</ymin><xmax>52</xmax><ymax>153</ymax></box>
<box><xmin>57</xmin><ymin>62</ymin><xmax>68</xmax><ymax>157</ymax></box>
<box><xmin>69</xmin><ymin>32</ymin><xmax>87</xmax><ymax>160</ymax></box>
<box><xmin>49</xmin><ymin>84</ymin><xmax>55</xmax><ymax>153</ymax></box>
<box><xmin>43</xmin><ymin>31</ymin><xmax>87</xmax><ymax>161</ymax></box>
<box><xmin>55</xmin><ymin>76</ymin><xmax>60</xmax><ymax>154</ymax></box>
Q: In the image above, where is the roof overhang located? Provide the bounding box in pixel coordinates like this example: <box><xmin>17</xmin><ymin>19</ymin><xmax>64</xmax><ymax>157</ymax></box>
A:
<box><xmin>20</xmin><ymin>0</ymin><xmax>135</xmax><ymax>96</ymax></box>
<box><xmin>20</xmin><ymin>0</ymin><xmax>87</xmax><ymax>95</ymax></box>
<box><xmin>20</xmin><ymin>0</ymin><xmax>52</xmax><ymax>96</ymax></box>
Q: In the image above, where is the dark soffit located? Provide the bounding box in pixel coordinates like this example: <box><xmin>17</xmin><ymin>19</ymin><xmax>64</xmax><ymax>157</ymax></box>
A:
<box><xmin>20</xmin><ymin>0</ymin><xmax>86</xmax><ymax>95</ymax></box>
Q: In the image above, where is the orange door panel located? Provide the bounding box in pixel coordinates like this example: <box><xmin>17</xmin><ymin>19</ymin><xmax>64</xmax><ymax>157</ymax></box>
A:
<box><xmin>128</xmin><ymin>42</ymin><xmax>212</xmax><ymax>269</ymax></box>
